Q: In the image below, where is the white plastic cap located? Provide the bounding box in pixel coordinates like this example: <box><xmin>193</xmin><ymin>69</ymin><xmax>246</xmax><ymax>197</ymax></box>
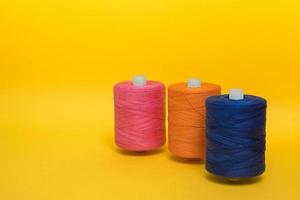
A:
<box><xmin>132</xmin><ymin>75</ymin><xmax>147</xmax><ymax>86</ymax></box>
<box><xmin>187</xmin><ymin>78</ymin><xmax>201</xmax><ymax>88</ymax></box>
<box><xmin>229</xmin><ymin>89</ymin><xmax>244</xmax><ymax>100</ymax></box>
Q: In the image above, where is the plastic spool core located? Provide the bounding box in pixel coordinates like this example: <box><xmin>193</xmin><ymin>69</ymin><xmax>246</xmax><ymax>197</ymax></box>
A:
<box><xmin>229</xmin><ymin>89</ymin><xmax>244</xmax><ymax>100</ymax></box>
<box><xmin>187</xmin><ymin>78</ymin><xmax>201</xmax><ymax>88</ymax></box>
<box><xmin>132</xmin><ymin>75</ymin><xmax>147</xmax><ymax>86</ymax></box>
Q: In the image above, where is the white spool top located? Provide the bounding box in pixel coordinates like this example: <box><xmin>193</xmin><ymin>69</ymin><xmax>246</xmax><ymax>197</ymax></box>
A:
<box><xmin>132</xmin><ymin>75</ymin><xmax>147</xmax><ymax>86</ymax></box>
<box><xmin>187</xmin><ymin>78</ymin><xmax>201</xmax><ymax>88</ymax></box>
<box><xmin>229</xmin><ymin>89</ymin><xmax>244</xmax><ymax>100</ymax></box>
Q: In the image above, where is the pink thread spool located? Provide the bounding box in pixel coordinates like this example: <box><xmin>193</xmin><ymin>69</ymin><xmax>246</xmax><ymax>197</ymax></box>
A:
<box><xmin>114</xmin><ymin>76</ymin><xmax>166</xmax><ymax>151</ymax></box>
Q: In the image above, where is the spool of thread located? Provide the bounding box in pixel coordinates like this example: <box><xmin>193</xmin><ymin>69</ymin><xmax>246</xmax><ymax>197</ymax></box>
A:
<box><xmin>114</xmin><ymin>76</ymin><xmax>166</xmax><ymax>151</ymax></box>
<box><xmin>168</xmin><ymin>79</ymin><xmax>221</xmax><ymax>159</ymax></box>
<box><xmin>206</xmin><ymin>89</ymin><xmax>267</xmax><ymax>179</ymax></box>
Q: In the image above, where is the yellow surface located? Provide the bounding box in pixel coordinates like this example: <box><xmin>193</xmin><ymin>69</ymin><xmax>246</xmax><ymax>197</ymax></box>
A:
<box><xmin>1</xmin><ymin>0</ymin><xmax>300</xmax><ymax>199</ymax></box>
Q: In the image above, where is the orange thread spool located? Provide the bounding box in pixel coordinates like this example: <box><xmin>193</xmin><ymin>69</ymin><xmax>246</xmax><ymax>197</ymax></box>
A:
<box><xmin>168</xmin><ymin>80</ymin><xmax>221</xmax><ymax>159</ymax></box>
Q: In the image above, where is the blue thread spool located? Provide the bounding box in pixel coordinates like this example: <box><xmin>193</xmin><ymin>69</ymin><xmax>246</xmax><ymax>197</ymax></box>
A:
<box><xmin>205</xmin><ymin>89</ymin><xmax>267</xmax><ymax>180</ymax></box>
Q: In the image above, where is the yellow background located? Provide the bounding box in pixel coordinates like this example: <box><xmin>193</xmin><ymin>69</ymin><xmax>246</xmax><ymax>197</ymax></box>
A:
<box><xmin>1</xmin><ymin>0</ymin><xmax>300</xmax><ymax>199</ymax></box>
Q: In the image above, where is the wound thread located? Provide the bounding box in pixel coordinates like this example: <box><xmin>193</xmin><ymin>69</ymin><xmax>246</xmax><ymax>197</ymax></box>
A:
<box><xmin>114</xmin><ymin>80</ymin><xmax>165</xmax><ymax>151</ymax></box>
<box><xmin>168</xmin><ymin>82</ymin><xmax>221</xmax><ymax>159</ymax></box>
<box><xmin>205</xmin><ymin>94</ymin><xmax>267</xmax><ymax>179</ymax></box>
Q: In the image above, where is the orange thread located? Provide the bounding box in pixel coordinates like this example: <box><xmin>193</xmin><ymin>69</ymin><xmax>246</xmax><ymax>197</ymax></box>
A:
<box><xmin>168</xmin><ymin>82</ymin><xmax>221</xmax><ymax>159</ymax></box>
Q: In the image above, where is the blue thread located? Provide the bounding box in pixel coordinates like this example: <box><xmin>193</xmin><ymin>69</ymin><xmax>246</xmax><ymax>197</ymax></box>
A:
<box><xmin>205</xmin><ymin>95</ymin><xmax>267</xmax><ymax>179</ymax></box>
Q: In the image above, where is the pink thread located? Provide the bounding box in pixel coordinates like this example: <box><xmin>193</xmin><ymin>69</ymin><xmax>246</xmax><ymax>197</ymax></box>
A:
<box><xmin>114</xmin><ymin>81</ymin><xmax>165</xmax><ymax>151</ymax></box>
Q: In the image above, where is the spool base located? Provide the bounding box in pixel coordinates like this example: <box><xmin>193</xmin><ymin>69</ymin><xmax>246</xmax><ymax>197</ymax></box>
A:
<box><xmin>206</xmin><ymin>171</ymin><xmax>263</xmax><ymax>184</ymax></box>
<box><xmin>169</xmin><ymin>155</ymin><xmax>203</xmax><ymax>164</ymax></box>
<box><xmin>169</xmin><ymin>150</ymin><xmax>203</xmax><ymax>160</ymax></box>
<box><xmin>116</xmin><ymin>146</ymin><xmax>164</xmax><ymax>156</ymax></box>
